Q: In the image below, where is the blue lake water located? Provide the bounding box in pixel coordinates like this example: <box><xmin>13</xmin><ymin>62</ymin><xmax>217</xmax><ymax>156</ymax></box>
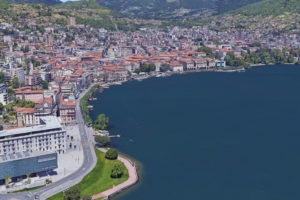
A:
<box><xmin>90</xmin><ymin>65</ymin><xmax>300</xmax><ymax>200</ymax></box>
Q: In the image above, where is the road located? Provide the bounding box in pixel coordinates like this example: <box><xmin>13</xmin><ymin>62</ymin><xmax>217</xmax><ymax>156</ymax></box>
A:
<box><xmin>1</xmin><ymin>85</ymin><xmax>97</xmax><ymax>200</ymax></box>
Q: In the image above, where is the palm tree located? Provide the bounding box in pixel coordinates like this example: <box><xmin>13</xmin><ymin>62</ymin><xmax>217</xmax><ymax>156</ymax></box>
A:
<box><xmin>4</xmin><ymin>175</ymin><xmax>11</xmax><ymax>188</ymax></box>
<box><xmin>26</xmin><ymin>171</ymin><xmax>31</xmax><ymax>184</ymax></box>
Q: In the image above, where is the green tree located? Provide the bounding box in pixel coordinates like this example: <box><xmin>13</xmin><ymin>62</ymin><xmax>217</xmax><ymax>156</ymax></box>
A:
<box><xmin>140</xmin><ymin>63</ymin><xmax>149</xmax><ymax>72</ymax></box>
<box><xmin>4</xmin><ymin>175</ymin><xmax>11</xmax><ymax>187</ymax></box>
<box><xmin>23</xmin><ymin>45</ymin><xmax>29</xmax><ymax>53</ymax></box>
<box><xmin>288</xmin><ymin>54</ymin><xmax>295</xmax><ymax>63</ymax></box>
<box><xmin>160</xmin><ymin>63</ymin><xmax>170</xmax><ymax>72</ymax></box>
<box><xmin>95</xmin><ymin>135</ymin><xmax>111</xmax><ymax>147</ymax></box>
<box><xmin>105</xmin><ymin>148</ymin><xmax>118</xmax><ymax>160</ymax></box>
<box><xmin>0</xmin><ymin>102</ymin><xmax>3</xmax><ymax>113</ymax></box>
<box><xmin>93</xmin><ymin>114</ymin><xmax>109</xmax><ymax>130</ymax></box>
<box><xmin>250</xmin><ymin>41</ymin><xmax>261</xmax><ymax>47</ymax></box>
<box><xmin>26</xmin><ymin>171</ymin><xmax>31</xmax><ymax>184</ymax></box>
<box><xmin>12</xmin><ymin>76</ymin><xmax>20</xmax><ymax>89</ymax></box>
<box><xmin>64</xmin><ymin>187</ymin><xmax>80</xmax><ymax>200</ymax></box>
<box><xmin>134</xmin><ymin>68</ymin><xmax>140</xmax><ymax>74</ymax></box>
<box><xmin>41</xmin><ymin>80</ymin><xmax>49</xmax><ymax>89</ymax></box>
<box><xmin>0</xmin><ymin>72</ymin><xmax>5</xmax><ymax>83</ymax></box>
<box><xmin>148</xmin><ymin>64</ymin><xmax>156</xmax><ymax>71</ymax></box>
<box><xmin>198</xmin><ymin>46</ymin><xmax>213</xmax><ymax>56</ymax></box>
<box><xmin>111</xmin><ymin>163</ymin><xmax>123</xmax><ymax>178</ymax></box>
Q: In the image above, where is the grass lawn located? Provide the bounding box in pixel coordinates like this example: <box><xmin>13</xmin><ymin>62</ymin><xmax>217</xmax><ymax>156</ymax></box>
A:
<box><xmin>47</xmin><ymin>148</ymin><xmax>128</xmax><ymax>200</ymax></box>
<box><xmin>9</xmin><ymin>185</ymin><xmax>45</xmax><ymax>193</ymax></box>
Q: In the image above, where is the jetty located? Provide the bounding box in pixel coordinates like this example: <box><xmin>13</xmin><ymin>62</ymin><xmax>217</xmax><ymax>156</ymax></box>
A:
<box><xmin>109</xmin><ymin>134</ymin><xmax>121</xmax><ymax>138</ymax></box>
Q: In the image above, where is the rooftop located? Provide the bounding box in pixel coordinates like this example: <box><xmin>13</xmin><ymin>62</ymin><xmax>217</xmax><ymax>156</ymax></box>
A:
<box><xmin>0</xmin><ymin>151</ymin><xmax>55</xmax><ymax>163</ymax></box>
<box><xmin>0</xmin><ymin>116</ymin><xmax>64</xmax><ymax>138</ymax></box>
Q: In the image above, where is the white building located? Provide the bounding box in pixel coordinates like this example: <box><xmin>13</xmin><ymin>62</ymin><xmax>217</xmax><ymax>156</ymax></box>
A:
<box><xmin>0</xmin><ymin>116</ymin><xmax>66</xmax><ymax>155</ymax></box>
<box><xmin>11</xmin><ymin>67</ymin><xmax>25</xmax><ymax>85</ymax></box>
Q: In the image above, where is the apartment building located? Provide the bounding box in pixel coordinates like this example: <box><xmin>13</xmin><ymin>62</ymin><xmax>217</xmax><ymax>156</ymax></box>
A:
<box><xmin>0</xmin><ymin>116</ymin><xmax>66</xmax><ymax>155</ymax></box>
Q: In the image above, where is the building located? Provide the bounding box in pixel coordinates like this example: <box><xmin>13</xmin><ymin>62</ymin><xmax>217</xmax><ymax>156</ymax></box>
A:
<box><xmin>15</xmin><ymin>90</ymin><xmax>44</xmax><ymax>103</ymax></box>
<box><xmin>0</xmin><ymin>151</ymin><xmax>57</xmax><ymax>180</ymax></box>
<box><xmin>169</xmin><ymin>62</ymin><xmax>184</xmax><ymax>72</ymax></box>
<box><xmin>216</xmin><ymin>61</ymin><xmax>226</xmax><ymax>67</ymax></box>
<box><xmin>0</xmin><ymin>84</ymin><xmax>6</xmax><ymax>93</ymax></box>
<box><xmin>0</xmin><ymin>116</ymin><xmax>66</xmax><ymax>155</ymax></box>
<box><xmin>11</xmin><ymin>68</ymin><xmax>25</xmax><ymax>85</ymax></box>
<box><xmin>25</xmin><ymin>72</ymin><xmax>41</xmax><ymax>87</ymax></box>
<box><xmin>15</xmin><ymin>107</ymin><xmax>37</xmax><ymax>126</ymax></box>
<box><xmin>0</xmin><ymin>93</ymin><xmax>8</xmax><ymax>105</ymax></box>
<box><xmin>67</xmin><ymin>17</ymin><xmax>76</xmax><ymax>27</ymax></box>
<box><xmin>59</xmin><ymin>99</ymin><xmax>76</xmax><ymax>123</ymax></box>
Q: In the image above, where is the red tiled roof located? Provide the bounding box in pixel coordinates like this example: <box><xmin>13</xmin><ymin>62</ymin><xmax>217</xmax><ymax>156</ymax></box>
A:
<box><xmin>16</xmin><ymin>90</ymin><xmax>44</xmax><ymax>95</ymax></box>
<box><xmin>14</xmin><ymin>107</ymin><xmax>34</xmax><ymax>114</ymax></box>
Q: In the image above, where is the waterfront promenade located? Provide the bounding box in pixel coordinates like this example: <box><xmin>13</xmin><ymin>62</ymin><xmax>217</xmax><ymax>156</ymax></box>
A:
<box><xmin>92</xmin><ymin>148</ymin><xmax>138</xmax><ymax>200</ymax></box>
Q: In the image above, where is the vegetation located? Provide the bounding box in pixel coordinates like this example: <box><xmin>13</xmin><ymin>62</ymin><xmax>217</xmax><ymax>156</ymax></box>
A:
<box><xmin>64</xmin><ymin>187</ymin><xmax>80</xmax><ymax>200</ymax></box>
<box><xmin>41</xmin><ymin>80</ymin><xmax>49</xmax><ymax>90</ymax></box>
<box><xmin>12</xmin><ymin>77</ymin><xmax>20</xmax><ymax>89</ymax></box>
<box><xmin>0</xmin><ymin>72</ymin><xmax>5</xmax><ymax>83</ymax></box>
<box><xmin>95</xmin><ymin>135</ymin><xmax>111</xmax><ymax>147</ymax></box>
<box><xmin>160</xmin><ymin>63</ymin><xmax>170</xmax><ymax>72</ymax></box>
<box><xmin>138</xmin><ymin>63</ymin><xmax>156</xmax><ymax>73</ymax></box>
<box><xmin>6</xmin><ymin>99</ymin><xmax>35</xmax><ymax>109</ymax></box>
<box><xmin>9</xmin><ymin>185</ymin><xmax>45</xmax><ymax>193</ymax></box>
<box><xmin>93</xmin><ymin>114</ymin><xmax>109</xmax><ymax>130</ymax></box>
<box><xmin>96</xmin><ymin>0</ymin><xmax>262</xmax><ymax>20</ymax></box>
<box><xmin>198</xmin><ymin>46</ymin><xmax>214</xmax><ymax>58</ymax></box>
<box><xmin>105</xmin><ymin>148</ymin><xmax>118</xmax><ymax>160</ymax></box>
<box><xmin>230</xmin><ymin>0</ymin><xmax>300</xmax><ymax>16</ymax></box>
<box><xmin>47</xmin><ymin>149</ymin><xmax>128</xmax><ymax>200</ymax></box>
<box><xmin>5</xmin><ymin>0</ymin><xmax>61</xmax><ymax>5</ymax></box>
<box><xmin>80</xmin><ymin>84</ymin><xmax>98</xmax><ymax>125</ymax></box>
<box><xmin>111</xmin><ymin>163</ymin><xmax>124</xmax><ymax>178</ymax></box>
<box><xmin>242</xmin><ymin>48</ymin><xmax>298</xmax><ymax>65</ymax></box>
<box><xmin>4</xmin><ymin>175</ymin><xmax>11</xmax><ymax>187</ymax></box>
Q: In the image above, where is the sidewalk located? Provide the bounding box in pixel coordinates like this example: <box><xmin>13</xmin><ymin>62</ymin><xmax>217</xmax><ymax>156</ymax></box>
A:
<box><xmin>92</xmin><ymin>150</ymin><xmax>138</xmax><ymax>200</ymax></box>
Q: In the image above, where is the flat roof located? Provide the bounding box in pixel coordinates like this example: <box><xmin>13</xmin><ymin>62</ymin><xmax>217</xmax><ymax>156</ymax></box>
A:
<box><xmin>0</xmin><ymin>116</ymin><xmax>64</xmax><ymax>138</ymax></box>
<box><xmin>0</xmin><ymin>151</ymin><xmax>56</xmax><ymax>163</ymax></box>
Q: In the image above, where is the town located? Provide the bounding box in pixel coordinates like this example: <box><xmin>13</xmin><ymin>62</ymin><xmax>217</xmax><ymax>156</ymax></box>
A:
<box><xmin>0</xmin><ymin>6</ymin><xmax>299</xmax><ymax>199</ymax></box>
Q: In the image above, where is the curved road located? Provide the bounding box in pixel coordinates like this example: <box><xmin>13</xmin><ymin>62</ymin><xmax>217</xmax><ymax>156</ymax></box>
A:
<box><xmin>2</xmin><ymin>86</ymin><xmax>97</xmax><ymax>200</ymax></box>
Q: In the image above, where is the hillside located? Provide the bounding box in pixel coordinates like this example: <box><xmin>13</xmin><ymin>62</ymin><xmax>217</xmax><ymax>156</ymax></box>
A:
<box><xmin>4</xmin><ymin>0</ymin><xmax>60</xmax><ymax>5</ymax></box>
<box><xmin>0</xmin><ymin>0</ymin><xmax>143</xmax><ymax>31</ymax></box>
<box><xmin>95</xmin><ymin>0</ymin><xmax>263</xmax><ymax>19</ymax></box>
<box><xmin>230</xmin><ymin>0</ymin><xmax>300</xmax><ymax>16</ymax></box>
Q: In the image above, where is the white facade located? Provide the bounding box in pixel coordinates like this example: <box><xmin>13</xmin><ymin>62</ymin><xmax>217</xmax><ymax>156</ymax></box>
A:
<box><xmin>0</xmin><ymin>116</ymin><xmax>66</xmax><ymax>155</ymax></box>
<box><xmin>0</xmin><ymin>93</ymin><xmax>8</xmax><ymax>105</ymax></box>
<box><xmin>11</xmin><ymin>68</ymin><xmax>25</xmax><ymax>84</ymax></box>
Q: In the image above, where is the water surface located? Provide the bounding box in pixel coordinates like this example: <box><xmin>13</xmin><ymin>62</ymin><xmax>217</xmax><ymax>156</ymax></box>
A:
<box><xmin>90</xmin><ymin>65</ymin><xmax>300</xmax><ymax>200</ymax></box>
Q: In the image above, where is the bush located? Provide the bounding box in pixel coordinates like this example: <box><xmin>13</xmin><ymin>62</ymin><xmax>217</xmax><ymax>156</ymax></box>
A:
<box><xmin>111</xmin><ymin>163</ymin><xmax>123</xmax><ymax>178</ymax></box>
<box><xmin>105</xmin><ymin>148</ymin><xmax>118</xmax><ymax>160</ymax></box>
<box><xmin>95</xmin><ymin>136</ymin><xmax>111</xmax><ymax>147</ymax></box>
<box><xmin>64</xmin><ymin>187</ymin><xmax>80</xmax><ymax>200</ymax></box>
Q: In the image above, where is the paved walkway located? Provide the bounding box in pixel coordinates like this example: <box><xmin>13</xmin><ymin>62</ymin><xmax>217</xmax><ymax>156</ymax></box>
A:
<box><xmin>92</xmin><ymin>153</ymin><xmax>138</xmax><ymax>200</ymax></box>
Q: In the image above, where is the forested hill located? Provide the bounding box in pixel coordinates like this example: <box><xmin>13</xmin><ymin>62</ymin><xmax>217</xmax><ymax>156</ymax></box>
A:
<box><xmin>4</xmin><ymin>0</ymin><xmax>61</xmax><ymax>5</ymax></box>
<box><xmin>95</xmin><ymin>0</ymin><xmax>263</xmax><ymax>19</ymax></box>
<box><xmin>229</xmin><ymin>0</ymin><xmax>300</xmax><ymax>16</ymax></box>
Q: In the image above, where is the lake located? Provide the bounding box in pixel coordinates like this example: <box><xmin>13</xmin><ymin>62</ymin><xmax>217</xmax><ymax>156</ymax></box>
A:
<box><xmin>90</xmin><ymin>65</ymin><xmax>300</xmax><ymax>200</ymax></box>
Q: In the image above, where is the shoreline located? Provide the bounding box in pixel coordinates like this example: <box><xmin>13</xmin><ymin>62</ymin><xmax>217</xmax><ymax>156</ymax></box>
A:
<box><xmin>82</xmin><ymin>86</ymin><xmax>140</xmax><ymax>200</ymax></box>
<box><xmin>91</xmin><ymin>148</ymin><xmax>139</xmax><ymax>200</ymax></box>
